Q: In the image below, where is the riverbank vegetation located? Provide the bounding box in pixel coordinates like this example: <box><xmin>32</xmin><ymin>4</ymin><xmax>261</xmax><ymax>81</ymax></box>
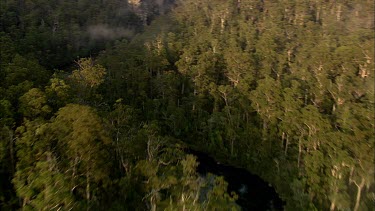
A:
<box><xmin>1</xmin><ymin>0</ymin><xmax>374</xmax><ymax>210</ymax></box>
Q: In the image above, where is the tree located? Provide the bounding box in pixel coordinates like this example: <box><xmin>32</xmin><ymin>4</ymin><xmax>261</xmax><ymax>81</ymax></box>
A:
<box><xmin>49</xmin><ymin>104</ymin><xmax>111</xmax><ymax>209</ymax></box>
<box><xmin>19</xmin><ymin>88</ymin><xmax>51</xmax><ymax>119</ymax></box>
<box><xmin>0</xmin><ymin>99</ymin><xmax>16</xmax><ymax>208</ymax></box>
<box><xmin>14</xmin><ymin>104</ymin><xmax>112</xmax><ymax>210</ymax></box>
<box><xmin>45</xmin><ymin>75</ymin><xmax>72</xmax><ymax>110</ymax></box>
<box><xmin>3</xmin><ymin>55</ymin><xmax>49</xmax><ymax>88</ymax></box>
<box><xmin>69</xmin><ymin>58</ymin><xmax>107</xmax><ymax>103</ymax></box>
<box><xmin>249</xmin><ymin>76</ymin><xmax>282</xmax><ymax>141</ymax></box>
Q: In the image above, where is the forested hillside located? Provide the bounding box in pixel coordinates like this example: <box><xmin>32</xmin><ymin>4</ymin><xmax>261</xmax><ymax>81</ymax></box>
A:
<box><xmin>0</xmin><ymin>0</ymin><xmax>374</xmax><ymax>210</ymax></box>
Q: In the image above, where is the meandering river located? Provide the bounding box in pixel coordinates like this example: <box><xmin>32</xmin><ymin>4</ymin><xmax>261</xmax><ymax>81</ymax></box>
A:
<box><xmin>189</xmin><ymin>150</ymin><xmax>284</xmax><ymax>210</ymax></box>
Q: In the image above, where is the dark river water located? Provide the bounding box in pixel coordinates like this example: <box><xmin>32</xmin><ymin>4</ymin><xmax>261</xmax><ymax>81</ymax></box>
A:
<box><xmin>189</xmin><ymin>150</ymin><xmax>284</xmax><ymax>211</ymax></box>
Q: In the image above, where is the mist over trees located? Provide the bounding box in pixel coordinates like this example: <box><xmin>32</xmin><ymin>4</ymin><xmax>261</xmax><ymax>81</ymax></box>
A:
<box><xmin>0</xmin><ymin>0</ymin><xmax>374</xmax><ymax>210</ymax></box>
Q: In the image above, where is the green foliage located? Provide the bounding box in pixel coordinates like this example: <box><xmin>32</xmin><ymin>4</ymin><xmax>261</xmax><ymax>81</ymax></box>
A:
<box><xmin>50</xmin><ymin>104</ymin><xmax>111</xmax><ymax>183</ymax></box>
<box><xmin>19</xmin><ymin>88</ymin><xmax>51</xmax><ymax>119</ymax></box>
<box><xmin>13</xmin><ymin>104</ymin><xmax>112</xmax><ymax>210</ymax></box>
<box><xmin>45</xmin><ymin>76</ymin><xmax>72</xmax><ymax>110</ymax></box>
<box><xmin>136</xmin><ymin>151</ymin><xmax>239</xmax><ymax>211</ymax></box>
<box><xmin>1</xmin><ymin>0</ymin><xmax>374</xmax><ymax>210</ymax></box>
<box><xmin>3</xmin><ymin>54</ymin><xmax>49</xmax><ymax>88</ymax></box>
<box><xmin>70</xmin><ymin>58</ymin><xmax>107</xmax><ymax>89</ymax></box>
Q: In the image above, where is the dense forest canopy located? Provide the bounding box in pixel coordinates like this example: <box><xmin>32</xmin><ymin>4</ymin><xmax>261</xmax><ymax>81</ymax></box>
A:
<box><xmin>0</xmin><ymin>0</ymin><xmax>374</xmax><ymax>210</ymax></box>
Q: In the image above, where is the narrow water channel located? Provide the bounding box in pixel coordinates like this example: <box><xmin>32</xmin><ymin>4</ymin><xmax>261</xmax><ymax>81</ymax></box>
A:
<box><xmin>189</xmin><ymin>150</ymin><xmax>284</xmax><ymax>211</ymax></box>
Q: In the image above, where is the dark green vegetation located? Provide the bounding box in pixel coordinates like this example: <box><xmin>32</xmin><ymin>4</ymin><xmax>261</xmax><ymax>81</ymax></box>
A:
<box><xmin>1</xmin><ymin>0</ymin><xmax>374</xmax><ymax>210</ymax></box>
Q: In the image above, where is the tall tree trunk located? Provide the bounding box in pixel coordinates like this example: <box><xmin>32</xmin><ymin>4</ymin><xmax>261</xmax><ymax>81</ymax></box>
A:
<box><xmin>353</xmin><ymin>178</ymin><xmax>365</xmax><ymax>211</ymax></box>
<box><xmin>181</xmin><ymin>81</ymin><xmax>185</xmax><ymax>95</ymax></box>
<box><xmin>262</xmin><ymin>120</ymin><xmax>267</xmax><ymax>141</ymax></box>
<box><xmin>330</xmin><ymin>199</ymin><xmax>336</xmax><ymax>211</ymax></box>
<box><xmin>298</xmin><ymin>136</ymin><xmax>302</xmax><ymax>170</ymax></box>
<box><xmin>230</xmin><ymin>138</ymin><xmax>234</xmax><ymax>156</ymax></box>
<box><xmin>284</xmin><ymin>134</ymin><xmax>289</xmax><ymax>156</ymax></box>
<box><xmin>151</xmin><ymin>193</ymin><xmax>156</xmax><ymax>211</ymax></box>
<box><xmin>8</xmin><ymin>128</ymin><xmax>15</xmax><ymax>174</ymax></box>
<box><xmin>86</xmin><ymin>165</ymin><xmax>90</xmax><ymax>210</ymax></box>
<box><xmin>71</xmin><ymin>153</ymin><xmax>79</xmax><ymax>193</ymax></box>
